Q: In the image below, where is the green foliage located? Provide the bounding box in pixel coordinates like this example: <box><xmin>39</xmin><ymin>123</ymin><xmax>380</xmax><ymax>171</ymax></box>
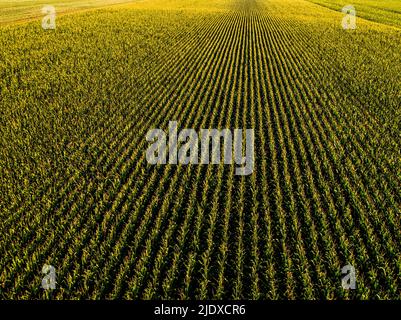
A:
<box><xmin>0</xmin><ymin>0</ymin><xmax>400</xmax><ymax>299</ymax></box>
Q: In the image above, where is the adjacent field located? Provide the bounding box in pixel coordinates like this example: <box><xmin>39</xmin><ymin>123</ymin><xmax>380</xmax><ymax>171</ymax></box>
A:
<box><xmin>0</xmin><ymin>0</ymin><xmax>400</xmax><ymax>299</ymax></box>
<box><xmin>0</xmin><ymin>0</ymin><xmax>139</xmax><ymax>24</ymax></box>
<box><xmin>307</xmin><ymin>0</ymin><xmax>401</xmax><ymax>28</ymax></box>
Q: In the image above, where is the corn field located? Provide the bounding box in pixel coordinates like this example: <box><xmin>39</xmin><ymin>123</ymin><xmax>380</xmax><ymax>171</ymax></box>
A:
<box><xmin>0</xmin><ymin>0</ymin><xmax>400</xmax><ymax>299</ymax></box>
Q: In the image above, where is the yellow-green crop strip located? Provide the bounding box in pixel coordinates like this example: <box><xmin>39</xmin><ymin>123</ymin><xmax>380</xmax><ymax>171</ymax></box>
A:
<box><xmin>0</xmin><ymin>0</ymin><xmax>400</xmax><ymax>299</ymax></box>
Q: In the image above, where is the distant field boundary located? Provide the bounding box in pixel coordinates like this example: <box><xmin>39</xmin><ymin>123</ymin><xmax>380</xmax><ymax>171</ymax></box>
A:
<box><xmin>306</xmin><ymin>0</ymin><xmax>401</xmax><ymax>29</ymax></box>
<box><xmin>0</xmin><ymin>0</ymin><xmax>145</xmax><ymax>25</ymax></box>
